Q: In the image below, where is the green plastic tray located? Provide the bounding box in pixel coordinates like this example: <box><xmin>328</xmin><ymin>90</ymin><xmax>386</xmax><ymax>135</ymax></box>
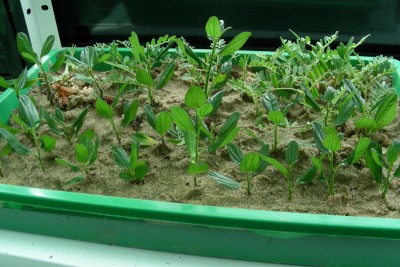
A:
<box><xmin>1</xmin><ymin>49</ymin><xmax>400</xmax><ymax>266</ymax></box>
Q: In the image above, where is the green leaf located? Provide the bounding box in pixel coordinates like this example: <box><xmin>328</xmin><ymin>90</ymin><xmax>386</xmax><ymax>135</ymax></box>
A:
<box><xmin>0</xmin><ymin>76</ymin><xmax>10</xmax><ymax>88</ymax></box>
<box><xmin>333</xmin><ymin>102</ymin><xmax>354</xmax><ymax>126</ymax></box>
<box><xmin>95</xmin><ymin>98</ymin><xmax>113</xmax><ymax>119</ymax></box>
<box><xmin>64</xmin><ymin>175</ymin><xmax>84</xmax><ymax>185</ymax></box>
<box><xmin>119</xmin><ymin>170</ymin><xmax>134</xmax><ymax>181</ymax></box>
<box><xmin>132</xmin><ymin>133</ymin><xmax>157</xmax><ymax>146</ymax></box>
<box><xmin>259</xmin><ymin>155</ymin><xmax>289</xmax><ymax>177</ymax></box>
<box><xmin>184</xmin><ymin>131</ymin><xmax>197</xmax><ymax>160</ymax></box>
<box><xmin>208</xmin><ymin>127</ymin><xmax>240</xmax><ymax>152</ymax></box>
<box><xmin>227</xmin><ymin>143</ymin><xmax>243</xmax><ymax>165</ymax></box>
<box><xmin>130</xmin><ymin>142</ymin><xmax>139</xmax><ymax>165</ymax></box>
<box><xmin>374</xmin><ymin>92</ymin><xmax>397</xmax><ymax>129</ymax></box>
<box><xmin>354</xmin><ymin>117</ymin><xmax>377</xmax><ymax>132</ymax></box>
<box><xmin>257</xmin><ymin>144</ymin><xmax>270</xmax><ymax>174</ymax></box>
<box><xmin>240</xmin><ymin>152</ymin><xmax>260</xmax><ymax>173</ymax></box>
<box><xmin>111</xmin><ymin>146</ymin><xmax>130</xmax><ymax>169</ymax></box>
<box><xmin>16</xmin><ymin>32</ymin><xmax>38</xmax><ymax>64</ymax></box>
<box><xmin>312</xmin><ymin>121</ymin><xmax>328</xmax><ymax>152</ymax></box>
<box><xmin>185</xmin><ymin>86</ymin><xmax>206</xmax><ymax>109</ymax></box>
<box><xmin>88</xmin><ymin>136</ymin><xmax>99</xmax><ymax>165</ymax></box>
<box><xmin>55</xmin><ymin>158</ymin><xmax>80</xmax><ymax>172</ymax></box>
<box><xmin>342</xmin><ymin>137</ymin><xmax>370</xmax><ymax>166</ymax></box>
<box><xmin>51</xmin><ymin>51</ymin><xmax>66</xmax><ymax>72</ymax></box>
<box><xmin>41</xmin><ymin>134</ymin><xmax>56</xmax><ymax>152</ymax></box>
<box><xmin>15</xmin><ymin>68</ymin><xmax>28</xmax><ymax>91</ymax></box>
<box><xmin>133</xmin><ymin>163</ymin><xmax>149</xmax><ymax>181</ymax></box>
<box><xmin>144</xmin><ymin>104</ymin><xmax>157</xmax><ymax>129</ymax></box>
<box><xmin>175</xmin><ymin>39</ymin><xmax>206</xmax><ymax>69</ymax></box>
<box><xmin>364</xmin><ymin>141</ymin><xmax>383</xmax><ymax>183</ymax></box>
<box><xmin>262</xmin><ymin>93</ymin><xmax>280</xmax><ymax>113</ymax></box>
<box><xmin>43</xmin><ymin>111</ymin><xmax>63</xmax><ymax>136</ymax></box>
<box><xmin>18</xmin><ymin>95</ymin><xmax>40</xmax><ymax>129</ymax></box>
<box><xmin>40</xmin><ymin>35</ymin><xmax>55</xmax><ymax>58</ymax></box>
<box><xmin>297</xmin><ymin>166</ymin><xmax>317</xmax><ymax>185</ymax></box>
<box><xmin>72</xmin><ymin>105</ymin><xmax>89</xmax><ymax>136</ymax></box>
<box><xmin>220</xmin><ymin>32</ymin><xmax>252</xmax><ymax>56</ymax></box>
<box><xmin>188</xmin><ymin>163</ymin><xmax>209</xmax><ymax>175</ymax></box>
<box><xmin>80</xmin><ymin>46</ymin><xmax>96</xmax><ymax>68</ymax></box>
<box><xmin>197</xmin><ymin>103</ymin><xmax>213</xmax><ymax>119</ymax></box>
<box><xmin>311</xmin><ymin>156</ymin><xmax>323</xmax><ymax>174</ymax></box>
<box><xmin>129</xmin><ymin>31</ymin><xmax>145</xmax><ymax>62</ymax></box>
<box><xmin>208</xmin><ymin>91</ymin><xmax>224</xmax><ymax>115</ymax></box>
<box><xmin>323</xmin><ymin>134</ymin><xmax>341</xmax><ymax>152</ymax></box>
<box><xmin>208</xmin><ymin>171</ymin><xmax>241</xmax><ymax>189</ymax></box>
<box><xmin>393</xmin><ymin>165</ymin><xmax>400</xmax><ymax>178</ymax></box>
<box><xmin>268</xmin><ymin>110</ymin><xmax>284</xmax><ymax>124</ymax></box>
<box><xmin>205</xmin><ymin>16</ymin><xmax>221</xmax><ymax>40</ymax></box>
<box><xmin>0</xmin><ymin>144</ymin><xmax>12</xmax><ymax>157</ymax></box>
<box><xmin>387</xmin><ymin>140</ymin><xmax>400</xmax><ymax>166</ymax></box>
<box><xmin>55</xmin><ymin>108</ymin><xmax>65</xmax><ymax>122</ymax></box>
<box><xmin>343</xmin><ymin>79</ymin><xmax>365</xmax><ymax>113</ymax></box>
<box><xmin>171</xmin><ymin>106</ymin><xmax>195</xmax><ymax>132</ymax></box>
<box><xmin>0</xmin><ymin>128</ymin><xmax>31</xmax><ymax>155</ymax></box>
<box><xmin>155</xmin><ymin>61</ymin><xmax>175</xmax><ymax>90</ymax></box>
<box><xmin>301</xmin><ymin>84</ymin><xmax>321</xmax><ymax>112</ymax></box>
<box><xmin>156</xmin><ymin>111</ymin><xmax>172</xmax><ymax>136</ymax></box>
<box><xmin>121</xmin><ymin>100</ymin><xmax>139</xmax><ymax>128</ymax></box>
<box><xmin>285</xmin><ymin>141</ymin><xmax>299</xmax><ymax>165</ymax></box>
<box><xmin>136</xmin><ymin>69</ymin><xmax>154</xmax><ymax>87</ymax></box>
<box><xmin>75</xmin><ymin>143</ymin><xmax>89</xmax><ymax>163</ymax></box>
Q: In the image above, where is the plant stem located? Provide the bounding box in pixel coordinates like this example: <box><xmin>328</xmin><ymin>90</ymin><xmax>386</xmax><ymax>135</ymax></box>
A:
<box><xmin>204</xmin><ymin>39</ymin><xmax>218</xmax><ymax>97</ymax></box>
<box><xmin>328</xmin><ymin>152</ymin><xmax>335</xmax><ymax>195</ymax></box>
<box><xmin>110</xmin><ymin>118</ymin><xmax>121</xmax><ymax>144</ymax></box>
<box><xmin>39</xmin><ymin>64</ymin><xmax>54</xmax><ymax>105</ymax></box>
<box><xmin>324</xmin><ymin>104</ymin><xmax>330</xmax><ymax>127</ymax></box>
<box><xmin>288</xmin><ymin>166</ymin><xmax>293</xmax><ymax>201</ymax></box>
<box><xmin>273</xmin><ymin>123</ymin><xmax>278</xmax><ymax>152</ymax></box>
<box><xmin>246</xmin><ymin>172</ymin><xmax>252</xmax><ymax>195</ymax></box>
<box><xmin>193</xmin><ymin>174</ymin><xmax>198</xmax><ymax>187</ymax></box>
<box><xmin>381</xmin><ymin>167</ymin><xmax>392</xmax><ymax>199</ymax></box>
<box><xmin>32</xmin><ymin>132</ymin><xmax>44</xmax><ymax>172</ymax></box>
<box><xmin>90</xmin><ymin>70</ymin><xmax>103</xmax><ymax>98</ymax></box>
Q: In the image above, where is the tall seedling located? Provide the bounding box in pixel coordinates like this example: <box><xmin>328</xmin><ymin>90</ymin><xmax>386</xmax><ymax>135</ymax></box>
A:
<box><xmin>16</xmin><ymin>33</ymin><xmax>55</xmax><ymax>103</ymax></box>
<box><xmin>176</xmin><ymin>16</ymin><xmax>251</xmax><ymax>98</ymax></box>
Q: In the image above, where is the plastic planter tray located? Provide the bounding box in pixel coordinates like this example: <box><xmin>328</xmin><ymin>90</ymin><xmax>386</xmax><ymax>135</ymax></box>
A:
<box><xmin>0</xmin><ymin>49</ymin><xmax>400</xmax><ymax>267</ymax></box>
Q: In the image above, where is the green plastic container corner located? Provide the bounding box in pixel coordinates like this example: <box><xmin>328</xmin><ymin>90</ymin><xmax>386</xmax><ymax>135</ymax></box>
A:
<box><xmin>0</xmin><ymin>49</ymin><xmax>400</xmax><ymax>267</ymax></box>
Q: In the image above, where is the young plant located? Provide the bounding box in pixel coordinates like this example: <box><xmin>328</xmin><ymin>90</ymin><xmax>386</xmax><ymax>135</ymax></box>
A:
<box><xmin>55</xmin><ymin>130</ymin><xmax>99</xmax><ymax>183</ymax></box>
<box><xmin>262</xmin><ymin>93</ymin><xmax>285</xmax><ymax>152</ymax></box>
<box><xmin>16</xmin><ymin>33</ymin><xmax>56</xmax><ymax>103</ymax></box>
<box><xmin>367</xmin><ymin>140</ymin><xmax>400</xmax><ymax>199</ymax></box>
<box><xmin>10</xmin><ymin>95</ymin><xmax>56</xmax><ymax>171</ymax></box>
<box><xmin>312</xmin><ymin>122</ymin><xmax>371</xmax><ymax>195</ymax></box>
<box><xmin>135</xmin><ymin>61</ymin><xmax>176</xmax><ymax>105</ymax></box>
<box><xmin>240</xmin><ymin>152</ymin><xmax>261</xmax><ymax>195</ymax></box>
<box><xmin>171</xmin><ymin>86</ymin><xmax>240</xmax><ymax>186</ymax></box>
<box><xmin>112</xmin><ymin>143</ymin><xmax>149</xmax><ymax>183</ymax></box>
<box><xmin>0</xmin><ymin>68</ymin><xmax>37</xmax><ymax>99</ymax></box>
<box><xmin>259</xmin><ymin>141</ymin><xmax>316</xmax><ymax>200</ymax></box>
<box><xmin>95</xmin><ymin>97</ymin><xmax>139</xmax><ymax>144</ymax></box>
<box><xmin>176</xmin><ymin>16</ymin><xmax>251</xmax><ymax>98</ymax></box>
<box><xmin>142</xmin><ymin>104</ymin><xmax>173</xmax><ymax>144</ymax></box>
<box><xmin>320</xmin><ymin>85</ymin><xmax>355</xmax><ymax>127</ymax></box>
<box><xmin>43</xmin><ymin>105</ymin><xmax>89</xmax><ymax>144</ymax></box>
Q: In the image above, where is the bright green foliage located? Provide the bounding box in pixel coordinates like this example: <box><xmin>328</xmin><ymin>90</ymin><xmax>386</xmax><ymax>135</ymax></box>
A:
<box><xmin>56</xmin><ymin>130</ymin><xmax>99</xmax><ymax>183</ymax></box>
<box><xmin>16</xmin><ymin>33</ymin><xmax>56</xmax><ymax>103</ymax></box>
<box><xmin>0</xmin><ymin>68</ymin><xmax>36</xmax><ymax>99</ymax></box>
<box><xmin>8</xmin><ymin>95</ymin><xmax>56</xmax><ymax>171</ymax></box>
<box><xmin>313</xmin><ymin>121</ymin><xmax>371</xmax><ymax>195</ymax></box>
<box><xmin>112</xmin><ymin>143</ymin><xmax>149</xmax><ymax>183</ymax></box>
<box><xmin>240</xmin><ymin>152</ymin><xmax>260</xmax><ymax>195</ymax></box>
<box><xmin>96</xmin><ymin>98</ymin><xmax>139</xmax><ymax>144</ymax></box>
<box><xmin>367</xmin><ymin>140</ymin><xmax>400</xmax><ymax>198</ymax></box>
<box><xmin>177</xmin><ymin>16</ymin><xmax>251</xmax><ymax>98</ymax></box>
<box><xmin>43</xmin><ymin>105</ymin><xmax>89</xmax><ymax>144</ymax></box>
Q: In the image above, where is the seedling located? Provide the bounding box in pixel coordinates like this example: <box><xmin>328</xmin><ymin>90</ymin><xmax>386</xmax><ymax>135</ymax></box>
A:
<box><xmin>9</xmin><ymin>95</ymin><xmax>56</xmax><ymax>171</ymax></box>
<box><xmin>367</xmin><ymin>140</ymin><xmax>400</xmax><ymax>199</ymax></box>
<box><xmin>176</xmin><ymin>16</ymin><xmax>251</xmax><ymax>98</ymax></box>
<box><xmin>112</xmin><ymin>143</ymin><xmax>149</xmax><ymax>183</ymax></box>
<box><xmin>142</xmin><ymin>104</ymin><xmax>173</xmax><ymax>144</ymax></box>
<box><xmin>259</xmin><ymin>141</ymin><xmax>316</xmax><ymax>200</ymax></box>
<box><xmin>240</xmin><ymin>152</ymin><xmax>261</xmax><ymax>195</ymax></box>
<box><xmin>171</xmin><ymin>86</ymin><xmax>240</xmax><ymax>186</ymax></box>
<box><xmin>312</xmin><ymin>122</ymin><xmax>370</xmax><ymax>195</ymax></box>
<box><xmin>56</xmin><ymin>130</ymin><xmax>99</xmax><ymax>183</ymax></box>
<box><xmin>16</xmin><ymin>33</ymin><xmax>56</xmax><ymax>103</ymax></box>
<box><xmin>0</xmin><ymin>68</ymin><xmax>36</xmax><ymax>99</ymax></box>
<box><xmin>135</xmin><ymin>61</ymin><xmax>176</xmax><ymax>105</ymax></box>
<box><xmin>262</xmin><ymin>93</ymin><xmax>285</xmax><ymax>152</ymax></box>
<box><xmin>95</xmin><ymin>97</ymin><xmax>139</xmax><ymax>144</ymax></box>
<box><xmin>43</xmin><ymin>105</ymin><xmax>89</xmax><ymax>144</ymax></box>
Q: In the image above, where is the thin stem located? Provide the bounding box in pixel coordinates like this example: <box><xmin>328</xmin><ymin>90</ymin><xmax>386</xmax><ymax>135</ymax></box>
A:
<box><xmin>274</xmin><ymin>123</ymin><xmax>278</xmax><ymax>152</ymax></box>
<box><xmin>193</xmin><ymin>174</ymin><xmax>198</xmax><ymax>187</ymax></box>
<box><xmin>328</xmin><ymin>152</ymin><xmax>335</xmax><ymax>195</ymax></box>
<box><xmin>110</xmin><ymin>118</ymin><xmax>121</xmax><ymax>144</ymax></box>
<box><xmin>32</xmin><ymin>131</ymin><xmax>44</xmax><ymax>172</ymax></box>
<box><xmin>324</xmin><ymin>104</ymin><xmax>330</xmax><ymax>127</ymax></box>
<box><xmin>381</xmin><ymin>167</ymin><xmax>392</xmax><ymax>199</ymax></box>
<box><xmin>0</xmin><ymin>160</ymin><xmax>3</xmax><ymax>177</ymax></box>
<box><xmin>39</xmin><ymin>64</ymin><xmax>54</xmax><ymax>105</ymax></box>
<box><xmin>204</xmin><ymin>39</ymin><xmax>218</xmax><ymax>97</ymax></box>
<box><xmin>90</xmin><ymin>70</ymin><xmax>103</xmax><ymax>99</ymax></box>
<box><xmin>246</xmin><ymin>172</ymin><xmax>252</xmax><ymax>195</ymax></box>
<box><xmin>288</xmin><ymin>165</ymin><xmax>293</xmax><ymax>201</ymax></box>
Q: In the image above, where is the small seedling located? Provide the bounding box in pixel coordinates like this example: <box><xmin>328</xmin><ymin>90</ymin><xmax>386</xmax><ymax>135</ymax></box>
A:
<box><xmin>0</xmin><ymin>68</ymin><xmax>36</xmax><ymax>99</ymax></box>
<box><xmin>16</xmin><ymin>33</ymin><xmax>56</xmax><ymax>104</ymax></box>
<box><xmin>135</xmin><ymin>61</ymin><xmax>176</xmax><ymax>105</ymax></box>
<box><xmin>142</xmin><ymin>104</ymin><xmax>173</xmax><ymax>144</ymax></box>
<box><xmin>312</xmin><ymin>121</ymin><xmax>370</xmax><ymax>195</ymax></box>
<box><xmin>240</xmin><ymin>152</ymin><xmax>260</xmax><ymax>195</ymax></box>
<box><xmin>259</xmin><ymin>141</ymin><xmax>316</xmax><ymax>200</ymax></box>
<box><xmin>10</xmin><ymin>95</ymin><xmax>56</xmax><ymax>171</ymax></box>
<box><xmin>95</xmin><ymin>97</ymin><xmax>139</xmax><ymax>144</ymax></box>
<box><xmin>56</xmin><ymin>130</ymin><xmax>99</xmax><ymax>183</ymax></box>
<box><xmin>176</xmin><ymin>16</ymin><xmax>251</xmax><ymax>98</ymax></box>
<box><xmin>43</xmin><ymin>105</ymin><xmax>89</xmax><ymax>144</ymax></box>
<box><xmin>112</xmin><ymin>143</ymin><xmax>149</xmax><ymax>183</ymax></box>
<box><xmin>367</xmin><ymin>140</ymin><xmax>400</xmax><ymax>199</ymax></box>
<box><xmin>262</xmin><ymin>93</ymin><xmax>285</xmax><ymax>152</ymax></box>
